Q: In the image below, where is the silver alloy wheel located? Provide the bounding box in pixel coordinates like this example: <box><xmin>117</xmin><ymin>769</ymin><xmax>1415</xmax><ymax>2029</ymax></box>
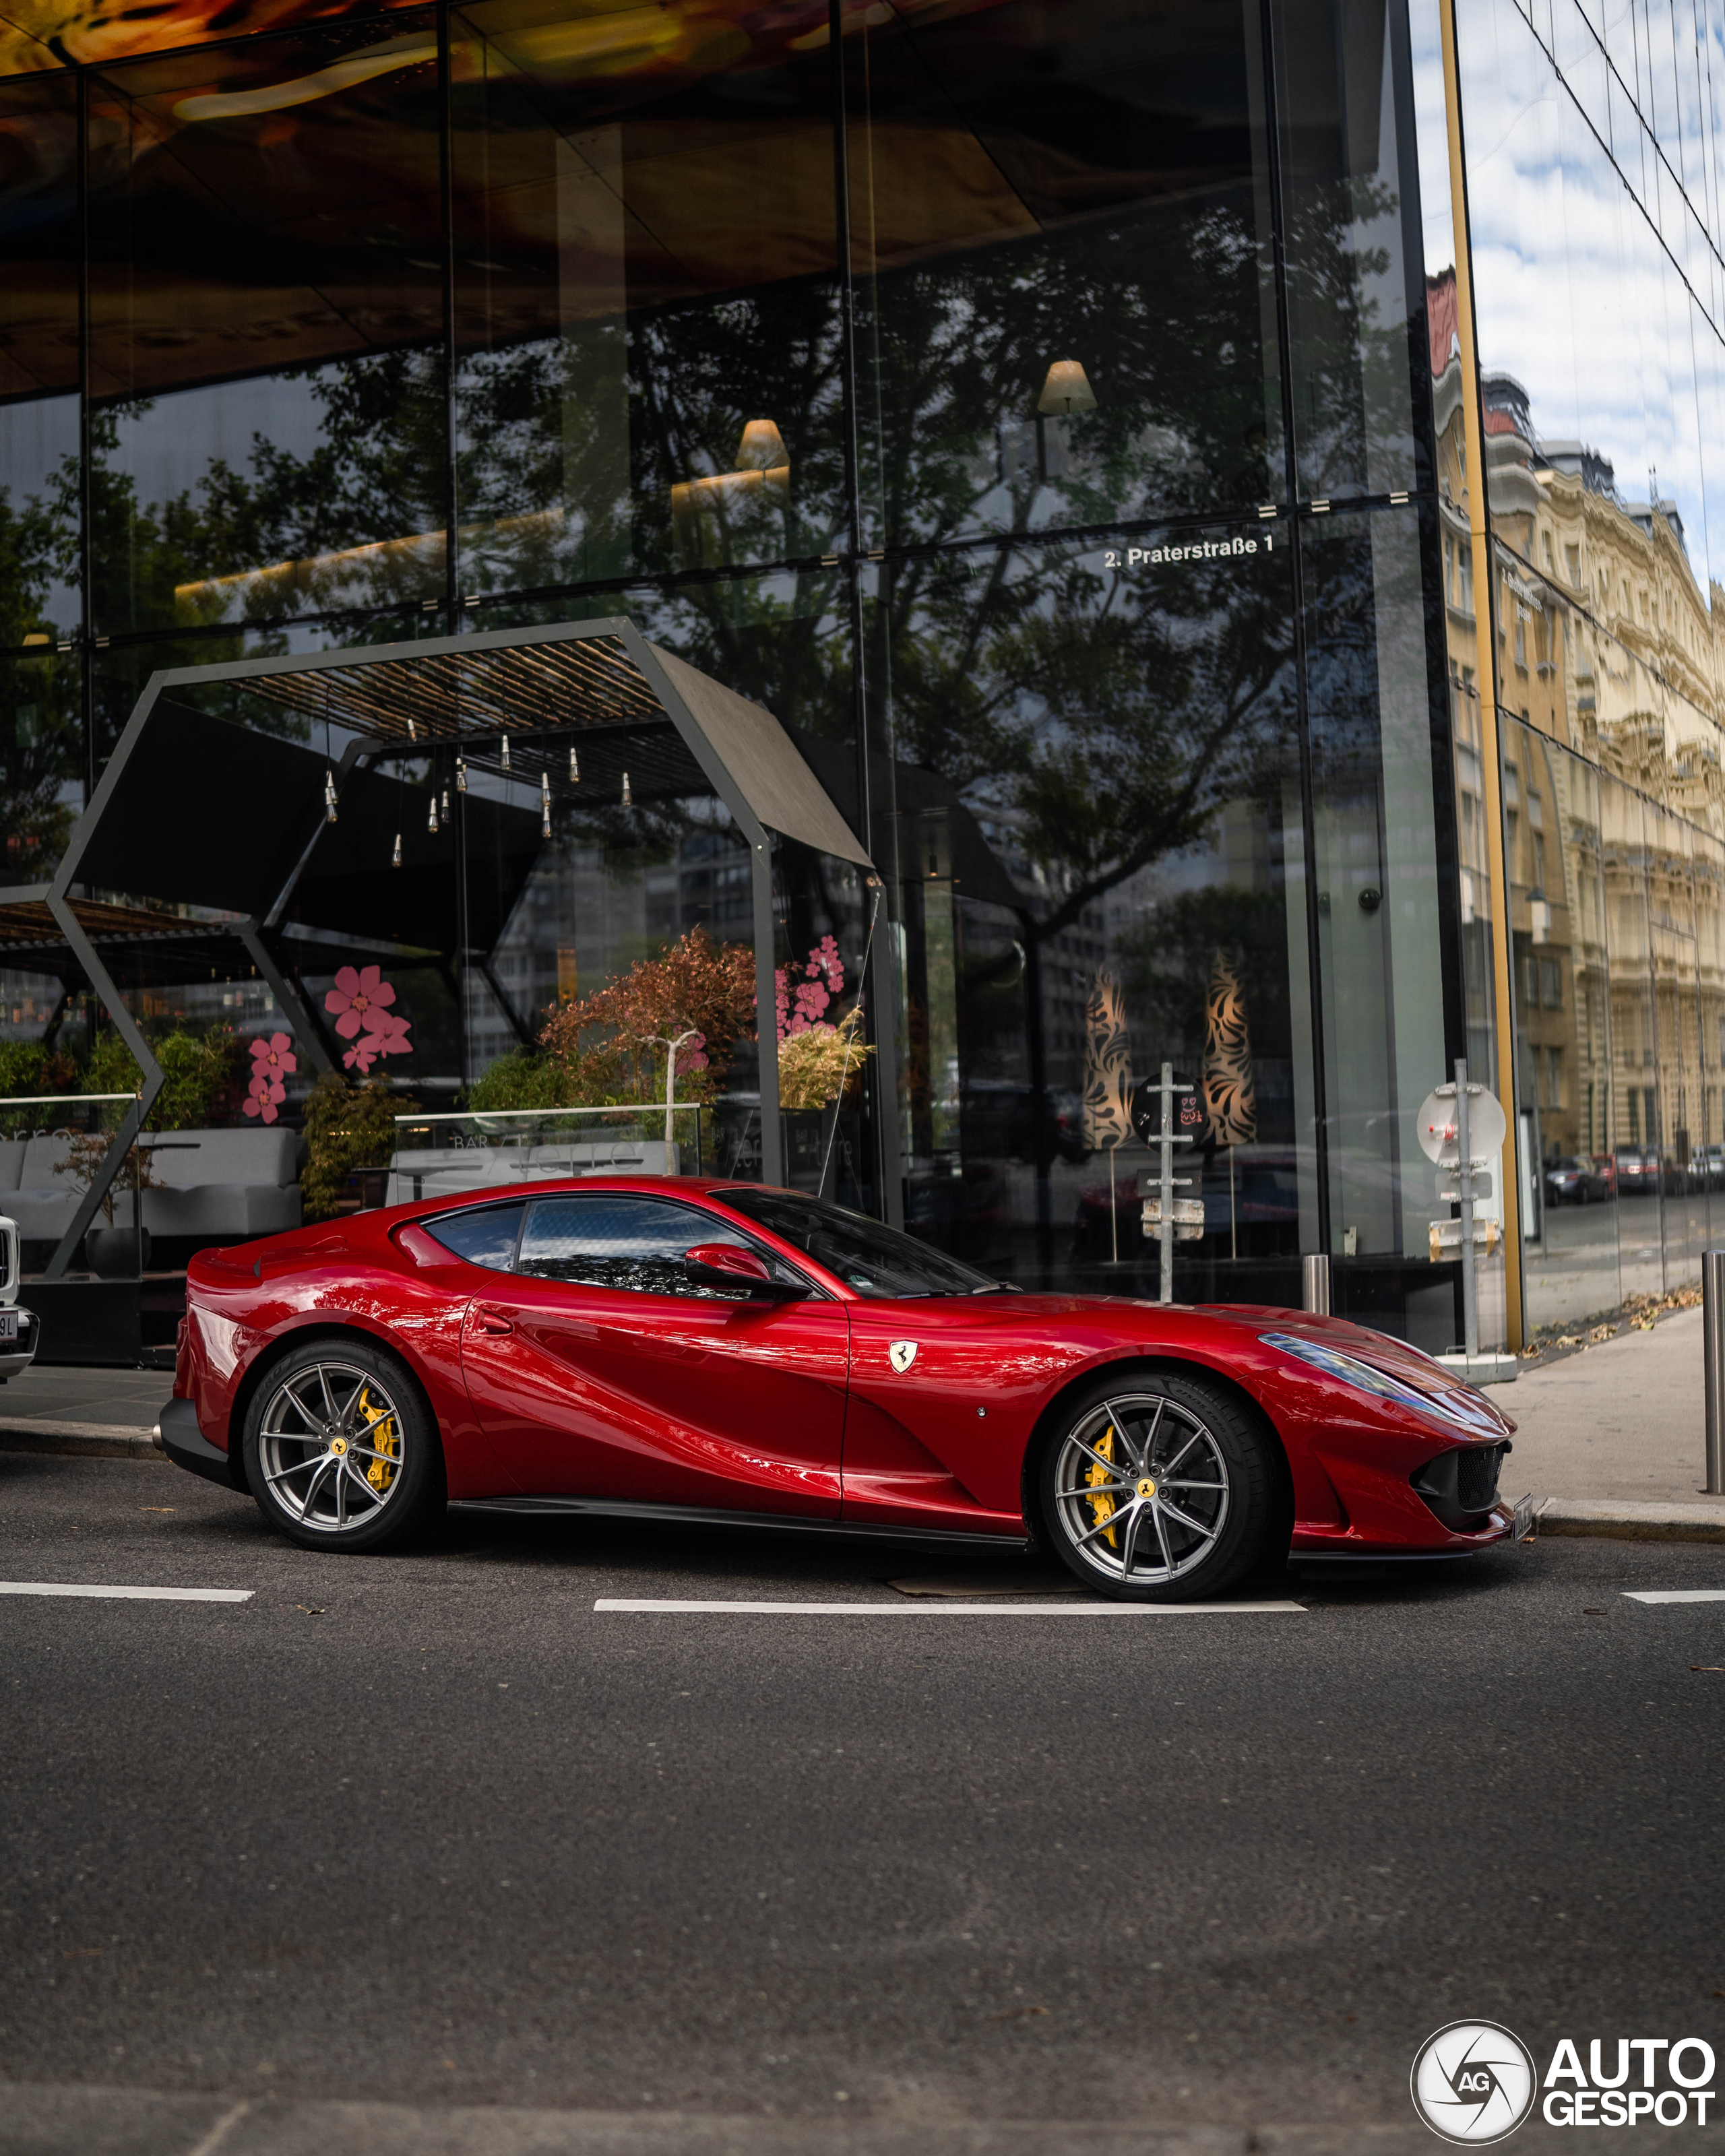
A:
<box><xmin>257</xmin><ymin>1360</ymin><xmax>406</xmax><ymax>1534</ymax></box>
<box><xmin>1051</xmin><ymin>1391</ymin><xmax>1230</xmax><ymax>1586</ymax></box>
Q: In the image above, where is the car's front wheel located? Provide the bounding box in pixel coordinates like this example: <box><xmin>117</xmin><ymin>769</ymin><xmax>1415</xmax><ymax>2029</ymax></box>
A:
<box><xmin>1036</xmin><ymin>1370</ymin><xmax>1278</xmax><ymax>1601</ymax></box>
<box><xmin>243</xmin><ymin>1339</ymin><xmax>443</xmax><ymax>1552</ymax></box>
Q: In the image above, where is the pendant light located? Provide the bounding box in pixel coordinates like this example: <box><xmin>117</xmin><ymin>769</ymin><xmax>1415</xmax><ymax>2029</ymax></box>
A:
<box><xmin>407</xmin><ymin>716</ymin><xmax>417</xmax><ymax>742</ymax></box>
<box><xmin>500</xmin><ymin>734</ymin><xmax>510</xmax><ymax>772</ymax></box>
<box><xmin>324</xmin><ymin>769</ymin><xmax>339</xmax><ymax>824</ymax></box>
<box><xmin>443</xmin><ymin>786</ymin><xmax>451</xmax><ymax>818</ymax></box>
<box><xmin>428</xmin><ymin>794</ymin><xmax>439</xmax><ymax>834</ymax></box>
<box><xmin>569</xmin><ymin>744</ymin><xmax>579</xmax><ymax>783</ymax></box>
<box><xmin>392</xmin><ymin>832</ymin><xmax>402</xmax><ymax>868</ymax></box>
<box><xmin>621</xmin><ymin>770</ymin><xmax>632</xmax><ymax>806</ymax></box>
<box><xmin>456</xmin><ymin>756</ymin><xmax>467</xmax><ymax>794</ymax></box>
<box><xmin>540</xmin><ymin>768</ymin><xmax>551</xmax><ymax>837</ymax></box>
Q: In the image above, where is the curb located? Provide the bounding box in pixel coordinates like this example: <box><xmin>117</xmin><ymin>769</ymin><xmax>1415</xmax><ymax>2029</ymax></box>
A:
<box><xmin>0</xmin><ymin>1421</ymin><xmax>162</xmax><ymax>1461</ymax></box>
<box><xmin>1536</xmin><ymin>1496</ymin><xmax>1725</xmax><ymax>1543</ymax></box>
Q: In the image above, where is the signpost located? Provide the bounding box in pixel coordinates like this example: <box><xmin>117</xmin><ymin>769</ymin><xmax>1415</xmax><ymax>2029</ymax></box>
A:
<box><xmin>1416</xmin><ymin>1057</ymin><xmax>1513</xmax><ymax>1380</ymax></box>
<box><xmin>1135</xmin><ymin>1062</ymin><xmax>1201</xmax><ymax>1305</ymax></box>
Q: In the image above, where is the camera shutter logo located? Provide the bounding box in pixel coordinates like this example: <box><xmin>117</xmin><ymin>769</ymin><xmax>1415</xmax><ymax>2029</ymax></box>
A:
<box><xmin>1411</xmin><ymin>2021</ymin><xmax>1536</xmax><ymax>2143</ymax></box>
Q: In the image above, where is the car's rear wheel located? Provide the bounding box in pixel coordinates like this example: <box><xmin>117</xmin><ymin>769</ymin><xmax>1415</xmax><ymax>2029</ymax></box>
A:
<box><xmin>1036</xmin><ymin>1370</ymin><xmax>1278</xmax><ymax>1602</ymax></box>
<box><xmin>243</xmin><ymin>1339</ymin><xmax>443</xmax><ymax>1552</ymax></box>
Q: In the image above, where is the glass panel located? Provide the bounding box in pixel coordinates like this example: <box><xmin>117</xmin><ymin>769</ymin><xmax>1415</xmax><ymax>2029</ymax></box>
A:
<box><xmin>1512</xmin><ymin>717</ymin><xmax>1623</xmax><ymax>1331</ymax></box>
<box><xmin>0</xmin><ymin>73</ymin><xmax>81</xmax><ymax>652</ymax></box>
<box><xmin>846</xmin><ymin>0</ymin><xmax>1284</xmax><ymax>551</ymax></box>
<box><xmin>0</xmin><ymin>647</ymin><xmax>84</xmax><ymax>889</ymax></box>
<box><xmin>866</xmin><ymin>519</ymin><xmax>1312</xmax><ymax>1304</ymax></box>
<box><xmin>450</xmin><ymin>0</ymin><xmax>842</xmax><ymax>595</ymax></box>
<box><xmin>1303</xmin><ymin>506</ymin><xmax>1462</xmax><ymax>1348</ymax></box>
<box><xmin>1272</xmin><ymin>0</ymin><xmax>1425</xmax><ymax>500</ymax></box>
<box><xmin>87</xmin><ymin>24</ymin><xmax>448</xmax><ymax>635</ymax></box>
<box><xmin>1599</xmin><ymin>767</ymin><xmax>1666</xmax><ymax>1294</ymax></box>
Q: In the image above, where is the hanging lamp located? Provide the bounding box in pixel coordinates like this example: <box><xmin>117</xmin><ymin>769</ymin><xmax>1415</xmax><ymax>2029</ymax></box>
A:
<box><xmin>324</xmin><ymin>769</ymin><xmax>338</xmax><ymax>823</ymax></box>
<box><xmin>456</xmin><ymin>756</ymin><xmax>467</xmax><ymax>794</ymax></box>
<box><xmin>569</xmin><ymin>744</ymin><xmax>579</xmax><ymax>783</ymax></box>
<box><xmin>621</xmin><ymin>770</ymin><xmax>632</xmax><ymax>806</ymax></box>
<box><xmin>428</xmin><ymin>794</ymin><xmax>439</xmax><ymax>834</ymax></box>
<box><xmin>392</xmin><ymin>831</ymin><xmax>402</xmax><ymax>868</ymax></box>
<box><xmin>501</xmin><ymin>734</ymin><xmax>511</xmax><ymax>771</ymax></box>
<box><xmin>540</xmin><ymin>768</ymin><xmax>551</xmax><ymax>837</ymax></box>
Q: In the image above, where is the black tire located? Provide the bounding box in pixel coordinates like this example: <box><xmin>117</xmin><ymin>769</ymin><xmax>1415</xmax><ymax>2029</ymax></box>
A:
<box><xmin>1035</xmin><ymin>1367</ymin><xmax>1278</xmax><ymax>1602</ymax></box>
<box><xmin>243</xmin><ymin>1336</ymin><xmax>445</xmax><ymax>1554</ymax></box>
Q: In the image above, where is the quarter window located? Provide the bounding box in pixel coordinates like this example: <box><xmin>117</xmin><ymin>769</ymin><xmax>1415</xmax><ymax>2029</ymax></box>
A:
<box><xmin>422</xmin><ymin>1202</ymin><xmax>525</xmax><ymax>1271</ymax></box>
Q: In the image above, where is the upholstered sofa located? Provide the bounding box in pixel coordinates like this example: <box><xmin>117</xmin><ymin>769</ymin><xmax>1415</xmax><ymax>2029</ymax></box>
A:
<box><xmin>0</xmin><ymin>1127</ymin><xmax>303</xmax><ymax>1248</ymax></box>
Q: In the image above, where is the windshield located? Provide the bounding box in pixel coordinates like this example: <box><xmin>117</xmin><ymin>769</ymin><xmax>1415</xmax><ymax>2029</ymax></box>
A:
<box><xmin>712</xmin><ymin>1188</ymin><xmax>1002</xmax><ymax>1299</ymax></box>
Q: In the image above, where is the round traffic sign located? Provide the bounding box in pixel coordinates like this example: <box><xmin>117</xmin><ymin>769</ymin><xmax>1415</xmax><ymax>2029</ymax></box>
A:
<box><xmin>1416</xmin><ymin>1083</ymin><xmax>1507</xmax><ymax>1164</ymax></box>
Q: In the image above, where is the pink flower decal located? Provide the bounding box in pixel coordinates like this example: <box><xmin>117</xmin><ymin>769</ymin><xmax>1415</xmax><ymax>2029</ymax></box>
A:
<box><xmin>243</xmin><ymin>1032</ymin><xmax>298</xmax><ymax>1124</ymax></box>
<box><xmin>325</xmin><ymin>965</ymin><xmax>396</xmax><ymax>1041</ymax></box>
<box><xmin>327</xmin><ymin>972</ymin><xmax>412</xmax><ymax>1075</ymax></box>
<box><xmin>775</xmin><ymin>936</ymin><xmax>846</xmax><ymax>1042</ymax></box>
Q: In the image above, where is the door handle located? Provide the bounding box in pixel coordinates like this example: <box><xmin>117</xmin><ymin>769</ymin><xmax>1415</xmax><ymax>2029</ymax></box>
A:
<box><xmin>476</xmin><ymin>1309</ymin><xmax>514</xmax><ymax>1337</ymax></box>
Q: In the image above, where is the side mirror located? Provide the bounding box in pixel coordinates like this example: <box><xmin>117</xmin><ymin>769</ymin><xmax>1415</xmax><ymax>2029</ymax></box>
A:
<box><xmin>683</xmin><ymin>1242</ymin><xmax>801</xmax><ymax>1299</ymax></box>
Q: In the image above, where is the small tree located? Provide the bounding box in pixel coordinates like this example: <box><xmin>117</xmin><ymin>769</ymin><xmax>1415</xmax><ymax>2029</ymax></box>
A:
<box><xmin>537</xmin><ymin>928</ymin><xmax>757</xmax><ymax>1140</ymax></box>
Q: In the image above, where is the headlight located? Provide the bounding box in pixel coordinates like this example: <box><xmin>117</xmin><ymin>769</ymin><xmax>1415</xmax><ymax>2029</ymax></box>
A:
<box><xmin>1259</xmin><ymin>1331</ymin><xmax>1498</xmax><ymax>1435</ymax></box>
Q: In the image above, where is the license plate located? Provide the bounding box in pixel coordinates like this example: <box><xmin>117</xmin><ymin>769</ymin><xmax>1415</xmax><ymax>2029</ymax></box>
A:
<box><xmin>1510</xmin><ymin>1490</ymin><xmax>1537</xmax><ymax>1542</ymax></box>
<box><xmin>0</xmin><ymin>1310</ymin><xmax>18</xmax><ymax>1342</ymax></box>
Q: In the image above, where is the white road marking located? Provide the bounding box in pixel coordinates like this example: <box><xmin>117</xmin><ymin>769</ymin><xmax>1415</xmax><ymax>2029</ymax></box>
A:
<box><xmin>0</xmin><ymin>1581</ymin><xmax>253</xmax><ymax>1602</ymax></box>
<box><xmin>1623</xmin><ymin>1589</ymin><xmax>1725</xmax><ymax>1603</ymax></box>
<box><xmin>594</xmin><ymin>1597</ymin><xmax>1305</xmax><ymax>1615</ymax></box>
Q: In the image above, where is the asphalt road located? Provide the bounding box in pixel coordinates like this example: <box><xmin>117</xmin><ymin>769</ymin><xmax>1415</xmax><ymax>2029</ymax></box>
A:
<box><xmin>3</xmin><ymin>1450</ymin><xmax>1725</xmax><ymax>2153</ymax></box>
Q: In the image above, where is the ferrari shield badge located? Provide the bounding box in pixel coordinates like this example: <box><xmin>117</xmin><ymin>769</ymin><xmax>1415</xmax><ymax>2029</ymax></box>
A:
<box><xmin>888</xmin><ymin>1340</ymin><xmax>918</xmax><ymax>1374</ymax></box>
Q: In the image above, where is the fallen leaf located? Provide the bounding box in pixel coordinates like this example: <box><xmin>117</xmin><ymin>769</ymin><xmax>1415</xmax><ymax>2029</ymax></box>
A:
<box><xmin>986</xmin><ymin>2005</ymin><xmax>1049</xmax><ymax>2021</ymax></box>
<box><xmin>1691</xmin><ymin>1666</ymin><xmax>1725</xmax><ymax>1673</ymax></box>
<box><xmin>1583</xmin><ymin>1608</ymin><xmax>1606</xmax><ymax>1616</ymax></box>
<box><xmin>63</xmin><ymin>1948</ymin><xmax>100</xmax><ymax>1959</ymax></box>
<box><xmin>294</xmin><ymin>1605</ymin><xmax>326</xmax><ymax>1616</ymax></box>
<box><xmin>139</xmin><ymin>1507</ymin><xmax>174</xmax><ymax>1513</ymax></box>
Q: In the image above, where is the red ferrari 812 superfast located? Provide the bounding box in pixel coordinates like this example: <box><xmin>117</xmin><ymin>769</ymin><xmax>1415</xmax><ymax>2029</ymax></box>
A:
<box><xmin>158</xmin><ymin>1178</ymin><xmax>1521</xmax><ymax>1600</ymax></box>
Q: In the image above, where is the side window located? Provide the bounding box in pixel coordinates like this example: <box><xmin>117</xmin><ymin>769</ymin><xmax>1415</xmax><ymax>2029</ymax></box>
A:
<box><xmin>423</xmin><ymin>1202</ymin><xmax>524</xmax><ymax>1271</ymax></box>
<box><xmin>516</xmin><ymin>1195</ymin><xmax>807</xmax><ymax>1298</ymax></box>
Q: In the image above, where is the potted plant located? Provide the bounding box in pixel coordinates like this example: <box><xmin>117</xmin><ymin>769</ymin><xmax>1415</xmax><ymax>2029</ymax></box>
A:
<box><xmin>55</xmin><ymin>1129</ymin><xmax>164</xmax><ymax>1278</ymax></box>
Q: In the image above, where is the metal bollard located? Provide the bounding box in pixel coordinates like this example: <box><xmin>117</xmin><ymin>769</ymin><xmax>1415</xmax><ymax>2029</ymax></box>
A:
<box><xmin>1302</xmin><ymin>1253</ymin><xmax>1331</xmax><ymax>1317</ymax></box>
<box><xmin>1705</xmin><ymin>1250</ymin><xmax>1725</xmax><ymax>1496</ymax></box>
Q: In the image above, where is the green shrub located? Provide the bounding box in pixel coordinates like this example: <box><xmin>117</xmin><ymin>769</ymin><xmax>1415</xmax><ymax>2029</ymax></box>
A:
<box><xmin>87</xmin><ymin>1027</ymin><xmax>243</xmax><ymax>1131</ymax></box>
<box><xmin>463</xmin><ymin>1049</ymin><xmax>586</xmax><ymax>1114</ymax></box>
<box><xmin>0</xmin><ymin>1038</ymin><xmax>80</xmax><ymax>1106</ymax></box>
<box><xmin>302</xmin><ymin>1071</ymin><xmax>414</xmax><ymax>1221</ymax></box>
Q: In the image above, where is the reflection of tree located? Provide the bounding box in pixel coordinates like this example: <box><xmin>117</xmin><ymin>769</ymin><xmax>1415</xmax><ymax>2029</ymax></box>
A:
<box><xmin>861</xmin><ymin>194</ymin><xmax>1274</xmax><ymax>544</ymax></box>
<box><xmin>883</xmin><ymin>542</ymin><xmax>1294</xmax><ymax>951</ymax></box>
<box><xmin>85</xmin><ymin>351</ymin><xmax>447</xmax><ymax>635</ymax></box>
<box><xmin>1115</xmin><ymin>887</ymin><xmax>1291</xmax><ymax>1084</ymax></box>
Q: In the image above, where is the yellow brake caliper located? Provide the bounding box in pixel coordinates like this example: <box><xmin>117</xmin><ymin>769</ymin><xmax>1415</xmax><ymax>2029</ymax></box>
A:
<box><xmin>358</xmin><ymin>1387</ymin><xmax>398</xmax><ymax>1492</ymax></box>
<box><xmin>1085</xmin><ymin>1425</ymin><xmax>1119</xmax><ymax>1548</ymax></box>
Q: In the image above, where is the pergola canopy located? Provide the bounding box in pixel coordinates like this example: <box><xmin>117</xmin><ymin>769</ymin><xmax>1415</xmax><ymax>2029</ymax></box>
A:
<box><xmin>9</xmin><ymin>617</ymin><xmax>875</xmax><ymax>1275</ymax></box>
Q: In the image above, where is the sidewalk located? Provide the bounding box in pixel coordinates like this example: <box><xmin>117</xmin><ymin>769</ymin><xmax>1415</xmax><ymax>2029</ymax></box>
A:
<box><xmin>1499</xmin><ymin>1302</ymin><xmax>1725</xmax><ymax>1538</ymax></box>
<box><xmin>0</xmin><ymin>1362</ymin><xmax>168</xmax><ymax>1456</ymax></box>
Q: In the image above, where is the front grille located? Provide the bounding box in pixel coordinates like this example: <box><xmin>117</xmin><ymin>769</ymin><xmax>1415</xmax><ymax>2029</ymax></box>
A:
<box><xmin>1455</xmin><ymin>1442</ymin><xmax>1504</xmax><ymax>1513</ymax></box>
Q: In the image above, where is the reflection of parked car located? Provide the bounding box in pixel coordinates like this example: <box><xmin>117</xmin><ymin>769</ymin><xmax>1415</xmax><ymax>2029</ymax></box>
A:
<box><xmin>1587</xmin><ymin>1153</ymin><xmax>1618</xmax><ymax>1198</ymax></box>
<box><xmin>1612</xmin><ymin>1147</ymin><xmax>1663</xmax><ymax>1197</ymax></box>
<box><xmin>1699</xmin><ymin>1145</ymin><xmax>1725</xmax><ymax>1193</ymax></box>
<box><xmin>1544</xmin><ymin>1156</ymin><xmax>1608</xmax><ymax>1205</ymax></box>
<box><xmin>906</xmin><ymin>1162</ymin><xmax>1014</xmax><ymax>1272</ymax></box>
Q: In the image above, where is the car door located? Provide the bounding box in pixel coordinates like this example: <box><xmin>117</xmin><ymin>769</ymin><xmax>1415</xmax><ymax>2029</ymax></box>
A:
<box><xmin>458</xmin><ymin>1189</ymin><xmax>848</xmax><ymax>1515</ymax></box>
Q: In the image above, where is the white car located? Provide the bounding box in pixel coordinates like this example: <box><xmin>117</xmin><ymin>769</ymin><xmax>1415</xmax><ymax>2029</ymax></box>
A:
<box><xmin>0</xmin><ymin>1213</ymin><xmax>40</xmax><ymax>1379</ymax></box>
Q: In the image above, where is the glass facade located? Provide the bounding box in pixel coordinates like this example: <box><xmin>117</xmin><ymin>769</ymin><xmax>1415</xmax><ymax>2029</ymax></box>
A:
<box><xmin>15</xmin><ymin>0</ymin><xmax>1708</xmax><ymax>1346</ymax></box>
